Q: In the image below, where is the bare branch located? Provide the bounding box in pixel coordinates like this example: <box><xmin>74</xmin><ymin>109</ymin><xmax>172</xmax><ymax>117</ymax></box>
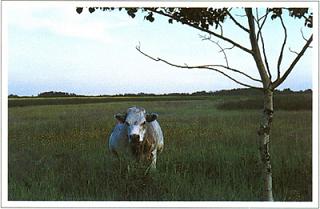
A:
<box><xmin>198</xmin><ymin>34</ymin><xmax>261</xmax><ymax>83</ymax></box>
<box><xmin>199</xmin><ymin>34</ymin><xmax>230</xmax><ymax>67</ymax></box>
<box><xmin>272</xmin><ymin>35</ymin><xmax>313</xmax><ymax>89</ymax></box>
<box><xmin>193</xmin><ymin>35</ymin><xmax>262</xmax><ymax>82</ymax></box>
<box><xmin>136</xmin><ymin>45</ymin><xmax>262</xmax><ymax>89</ymax></box>
<box><xmin>254</xmin><ymin>8</ymin><xmax>260</xmax><ymax>25</ymax></box>
<box><xmin>227</xmin><ymin>11</ymin><xmax>250</xmax><ymax>33</ymax></box>
<box><xmin>258</xmin><ymin>12</ymin><xmax>269</xmax><ymax>21</ymax></box>
<box><xmin>147</xmin><ymin>8</ymin><xmax>253</xmax><ymax>55</ymax></box>
<box><xmin>288</xmin><ymin>47</ymin><xmax>299</xmax><ymax>55</ymax></box>
<box><xmin>300</xmin><ymin>28</ymin><xmax>308</xmax><ymax>42</ymax></box>
<box><xmin>255</xmin><ymin>9</ymin><xmax>271</xmax><ymax>80</ymax></box>
<box><xmin>223</xmin><ymin>45</ymin><xmax>235</xmax><ymax>51</ymax></box>
<box><xmin>259</xmin><ymin>35</ymin><xmax>271</xmax><ymax>80</ymax></box>
<box><xmin>277</xmin><ymin>16</ymin><xmax>287</xmax><ymax>80</ymax></box>
<box><xmin>209</xmin><ymin>64</ymin><xmax>262</xmax><ymax>83</ymax></box>
<box><xmin>299</xmin><ymin>28</ymin><xmax>313</xmax><ymax>49</ymax></box>
<box><xmin>218</xmin><ymin>23</ymin><xmax>223</xmax><ymax>36</ymax></box>
<box><xmin>257</xmin><ymin>9</ymin><xmax>269</xmax><ymax>42</ymax></box>
<box><xmin>246</xmin><ymin>8</ymin><xmax>271</xmax><ymax>88</ymax></box>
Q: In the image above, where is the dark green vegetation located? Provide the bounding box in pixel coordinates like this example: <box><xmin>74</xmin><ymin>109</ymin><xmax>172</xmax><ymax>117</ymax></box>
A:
<box><xmin>217</xmin><ymin>93</ymin><xmax>312</xmax><ymax>111</ymax></box>
<box><xmin>8</xmin><ymin>96</ymin><xmax>209</xmax><ymax>108</ymax></box>
<box><xmin>9</xmin><ymin>88</ymin><xmax>311</xmax><ymax>108</ymax></box>
<box><xmin>8</xmin><ymin>94</ymin><xmax>312</xmax><ymax>201</ymax></box>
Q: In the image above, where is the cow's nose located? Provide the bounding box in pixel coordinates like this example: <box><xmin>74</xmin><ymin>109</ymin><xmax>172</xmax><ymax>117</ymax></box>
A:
<box><xmin>130</xmin><ymin>134</ymin><xmax>140</xmax><ymax>143</ymax></box>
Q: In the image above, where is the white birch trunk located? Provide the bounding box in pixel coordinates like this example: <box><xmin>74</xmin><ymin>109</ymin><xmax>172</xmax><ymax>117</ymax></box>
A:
<box><xmin>258</xmin><ymin>89</ymin><xmax>274</xmax><ymax>201</ymax></box>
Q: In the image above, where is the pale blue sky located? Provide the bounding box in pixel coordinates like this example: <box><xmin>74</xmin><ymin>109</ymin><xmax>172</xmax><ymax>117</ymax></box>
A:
<box><xmin>4</xmin><ymin>2</ymin><xmax>313</xmax><ymax>96</ymax></box>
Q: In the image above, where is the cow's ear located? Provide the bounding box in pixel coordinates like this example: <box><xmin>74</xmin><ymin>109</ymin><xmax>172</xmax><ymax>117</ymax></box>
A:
<box><xmin>115</xmin><ymin>113</ymin><xmax>126</xmax><ymax>123</ymax></box>
<box><xmin>146</xmin><ymin>113</ymin><xmax>158</xmax><ymax>122</ymax></box>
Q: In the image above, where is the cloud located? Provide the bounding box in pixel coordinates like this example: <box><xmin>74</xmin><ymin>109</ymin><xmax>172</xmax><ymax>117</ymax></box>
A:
<box><xmin>5</xmin><ymin>3</ymin><xmax>134</xmax><ymax>45</ymax></box>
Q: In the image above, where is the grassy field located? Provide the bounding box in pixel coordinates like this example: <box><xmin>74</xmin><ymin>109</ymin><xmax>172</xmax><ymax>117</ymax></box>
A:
<box><xmin>8</xmin><ymin>95</ymin><xmax>312</xmax><ymax>201</ymax></box>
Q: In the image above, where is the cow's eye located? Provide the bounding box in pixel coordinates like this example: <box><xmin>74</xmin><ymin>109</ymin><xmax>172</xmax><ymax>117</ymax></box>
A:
<box><xmin>142</xmin><ymin>121</ymin><xmax>146</xmax><ymax>126</ymax></box>
<box><xmin>125</xmin><ymin>121</ymin><xmax>129</xmax><ymax>126</ymax></box>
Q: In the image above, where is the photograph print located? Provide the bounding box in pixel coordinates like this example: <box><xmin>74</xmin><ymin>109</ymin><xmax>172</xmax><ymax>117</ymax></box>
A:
<box><xmin>2</xmin><ymin>1</ymin><xmax>318</xmax><ymax>207</ymax></box>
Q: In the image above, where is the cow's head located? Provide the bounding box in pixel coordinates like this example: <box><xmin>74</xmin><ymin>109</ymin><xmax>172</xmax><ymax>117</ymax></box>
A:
<box><xmin>115</xmin><ymin>107</ymin><xmax>158</xmax><ymax>145</ymax></box>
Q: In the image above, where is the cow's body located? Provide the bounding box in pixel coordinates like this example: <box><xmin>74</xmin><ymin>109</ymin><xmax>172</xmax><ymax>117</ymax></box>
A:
<box><xmin>109</xmin><ymin>107</ymin><xmax>164</xmax><ymax>171</ymax></box>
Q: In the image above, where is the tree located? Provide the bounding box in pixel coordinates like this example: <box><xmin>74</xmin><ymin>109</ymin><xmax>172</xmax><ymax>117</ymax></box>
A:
<box><xmin>76</xmin><ymin>7</ymin><xmax>313</xmax><ymax>201</ymax></box>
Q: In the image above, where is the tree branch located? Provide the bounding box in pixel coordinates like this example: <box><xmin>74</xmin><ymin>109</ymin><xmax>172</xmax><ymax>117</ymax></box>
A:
<box><xmin>256</xmin><ymin>9</ymin><xmax>269</xmax><ymax>42</ymax></box>
<box><xmin>211</xmin><ymin>65</ymin><xmax>262</xmax><ymax>83</ymax></box>
<box><xmin>218</xmin><ymin>23</ymin><xmax>223</xmax><ymax>36</ymax></box>
<box><xmin>300</xmin><ymin>28</ymin><xmax>308</xmax><ymax>42</ymax></box>
<box><xmin>277</xmin><ymin>16</ymin><xmax>287</xmax><ymax>80</ymax></box>
<box><xmin>288</xmin><ymin>47</ymin><xmax>299</xmax><ymax>55</ymax></box>
<box><xmin>255</xmin><ymin>9</ymin><xmax>271</xmax><ymax>80</ymax></box>
<box><xmin>147</xmin><ymin>8</ymin><xmax>253</xmax><ymax>55</ymax></box>
<box><xmin>136</xmin><ymin>44</ymin><xmax>262</xmax><ymax>89</ymax></box>
<box><xmin>227</xmin><ymin>11</ymin><xmax>250</xmax><ymax>33</ymax></box>
<box><xmin>199</xmin><ymin>34</ymin><xmax>231</xmax><ymax>67</ymax></box>
<box><xmin>271</xmin><ymin>34</ymin><xmax>313</xmax><ymax>89</ymax></box>
<box><xmin>245</xmin><ymin>8</ymin><xmax>270</xmax><ymax>88</ymax></box>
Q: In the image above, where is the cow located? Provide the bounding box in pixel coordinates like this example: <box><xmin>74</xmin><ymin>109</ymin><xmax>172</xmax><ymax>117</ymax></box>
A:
<box><xmin>108</xmin><ymin>106</ymin><xmax>164</xmax><ymax>173</ymax></box>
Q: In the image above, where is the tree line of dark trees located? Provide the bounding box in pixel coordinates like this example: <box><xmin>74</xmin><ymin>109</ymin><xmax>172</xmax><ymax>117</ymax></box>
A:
<box><xmin>8</xmin><ymin>88</ymin><xmax>312</xmax><ymax>98</ymax></box>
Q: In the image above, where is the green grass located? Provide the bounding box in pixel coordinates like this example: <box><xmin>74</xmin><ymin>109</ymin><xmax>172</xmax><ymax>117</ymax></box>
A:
<box><xmin>8</xmin><ymin>97</ymin><xmax>312</xmax><ymax>201</ymax></box>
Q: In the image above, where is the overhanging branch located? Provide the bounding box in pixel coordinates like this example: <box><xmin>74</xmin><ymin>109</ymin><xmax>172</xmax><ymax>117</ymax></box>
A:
<box><xmin>147</xmin><ymin>8</ymin><xmax>253</xmax><ymax>55</ymax></box>
<box><xmin>136</xmin><ymin>44</ymin><xmax>262</xmax><ymax>89</ymax></box>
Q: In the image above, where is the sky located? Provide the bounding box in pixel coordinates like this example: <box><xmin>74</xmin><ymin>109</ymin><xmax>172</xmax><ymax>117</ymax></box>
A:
<box><xmin>3</xmin><ymin>2</ymin><xmax>315</xmax><ymax>96</ymax></box>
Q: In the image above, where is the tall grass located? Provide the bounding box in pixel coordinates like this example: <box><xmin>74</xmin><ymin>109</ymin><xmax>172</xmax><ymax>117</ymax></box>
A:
<box><xmin>8</xmin><ymin>98</ymin><xmax>312</xmax><ymax>201</ymax></box>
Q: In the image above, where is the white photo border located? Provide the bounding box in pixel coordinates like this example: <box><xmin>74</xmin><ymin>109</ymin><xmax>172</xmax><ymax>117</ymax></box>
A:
<box><xmin>1</xmin><ymin>1</ymin><xmax>319</xmax><ymax>208</ymax></box>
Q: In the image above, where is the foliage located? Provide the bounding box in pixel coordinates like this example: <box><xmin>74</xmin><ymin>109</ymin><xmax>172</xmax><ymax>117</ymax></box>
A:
<box><xmin>38</xmin><ymin>91</ymin><xmax>79</xmax><ymax>97</ymax></box>
<box><xmin>76</xmin><ymin>7</ymin><xmax>312</xmax><ymax>29</ymax></box>
<box><xmin>268</xmin><ymin>8</ymin><xmax>313</xmax><ymax>27</ymax></box>
<box><xmin>8</xmin><ymin>98</ymin><xmax>312</xmax><ymax>200</ymax></box>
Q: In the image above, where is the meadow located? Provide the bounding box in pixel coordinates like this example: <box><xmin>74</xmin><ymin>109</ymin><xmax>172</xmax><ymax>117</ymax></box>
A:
<box><xmin>8</xmin><ymin>94</ymin><xmax>312</xmax><ymax>201</ymax></box>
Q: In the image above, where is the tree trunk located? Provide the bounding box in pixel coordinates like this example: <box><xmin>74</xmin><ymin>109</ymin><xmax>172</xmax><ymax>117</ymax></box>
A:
<box><xmin>258</xmin><ymin>88</ymin><xmax>274</xmax><ymax>201</ymax></box>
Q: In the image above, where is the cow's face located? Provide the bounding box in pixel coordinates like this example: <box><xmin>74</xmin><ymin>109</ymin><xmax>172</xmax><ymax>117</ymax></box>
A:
<box><xmin>115</xmin><ymin>107</ymin><xmax>157</xmax><ymax>145</ymax></box>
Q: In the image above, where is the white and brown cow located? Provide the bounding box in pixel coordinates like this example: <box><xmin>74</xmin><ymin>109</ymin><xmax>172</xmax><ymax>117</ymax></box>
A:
<box><xmin>109</xmin><ymin>106</ymin><xmax>164</xmax><ymax>172</ymax></box>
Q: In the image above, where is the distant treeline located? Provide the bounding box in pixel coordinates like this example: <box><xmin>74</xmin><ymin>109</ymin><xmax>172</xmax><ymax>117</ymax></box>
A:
<box><xmin>9</xmin><ymin>91</ymin><xmax>81</xmax><ymax>98</ymax></box>
<box><xmin>8</xmin><ymin>88</ymin><xmax>312</xmax><ymax>98</ymax></box>
<box><xmin>37</xmin><ymin>91</ymin><xmax>79</xmax><ymax>97</ymax></box>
